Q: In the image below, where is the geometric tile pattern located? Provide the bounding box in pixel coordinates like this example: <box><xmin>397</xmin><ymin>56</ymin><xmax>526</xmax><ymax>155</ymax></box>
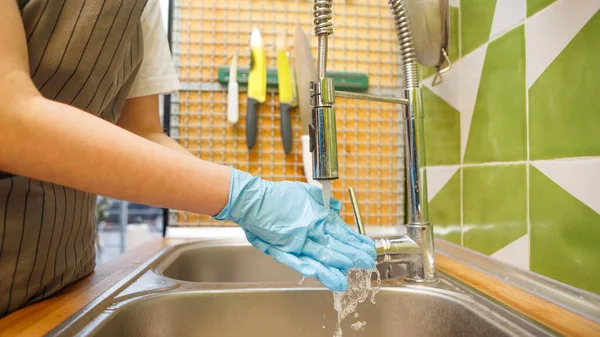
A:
<box><xmin>533</xmin><ymin>158</ymin><xmax>600</xmax><ymax>214</ymax></box>
<box><xmin>527</xmin><ymin>0</ymin><xmax>556</xmax><ymax>17</ymax></box>
<box><xmin>529</xmin><ymin>10</ymin><xmax>600</xmax><ymax>160</ymax></box>
<box><xmin>429</xmin><ymin>169</ymin><xmax>461</xmax><ymax>245</ymax></box>
<box><xmin>464</xmin><ymin>25</ymin><xmax>527</xmax><ymax>164</ymax></box>
<box><xmin>461</xmin><ymin>0</ymin><xmax>498</xmax><ymax>55</ymax></box>
<box><xmin>423</xmin><ymin>44</ymin><xmax>487</xmax><ymax>161</ymax></box>
<box><xmin>423</xmin><ymin>1</ymin><xmax>600</xmax><ymax>294</ymax></box>
<box><xmin>427</xmin><ymin>165</ymin><xmax>460</xmax><ymax>204</ymax></box>
<box><xmin>525</xmin><ymin>0</ymin><xmax>600</xmax><ymax>89</ymax></box>
<box><xmin>490</xmin><ymin>234</ymin><xmax>530</xmax><ymax>271</ymax></box>
<box><xmin>422</xmin><ymin>87</ymin><xmax>460</xmax><ymax>166</ymax></box>
<box><xmin>463</xmin><ymin>165</ymin><xmax>527</xmax><ymax>255</ymax></box>
<box><xmin>530</xmin><ymin>167</ymin><xmax>600</xmax><ymax>295</ymax></box>
<box><xmin>490</xmin><ymin>0</ymin><xmax>526</xmax><ymax>39</ymax></box>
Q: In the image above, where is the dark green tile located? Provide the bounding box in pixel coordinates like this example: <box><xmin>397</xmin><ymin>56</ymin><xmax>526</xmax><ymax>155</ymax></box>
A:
<box><xmin>461</xmin><ymin>0</ymin><xmax>497</xmax><ymax>56</ymax></box>
<box><xmin>464</xmin><ymin>25</ymin><xmax>527</xmax><ymax>164</ymax></box>
<box><xmin>527</xmin><ymin>0</ymin><xmax>556</xmax><ymax>17</ymax></box>
<box><xmin>463</xmin><ymin>165</ymin><xmax>527</xmax><ymax>255</ymax></box>
<box><xmin>423</xmin><ymin>87</ymin><xmax>460</xmax><ymax>166</ymax></box>
<box><xmin>430</xmin><ymin>169</ymin><xmax>461</xmax><ymax>245</ymax></box>
<box><xmin>530</xmin><ymin>166</ymin><xmax>600</xmax><ymax>295</ymax></box>
<box><xmin>529</xmin><ymin>11</ymin><xmax>600</xmax><ymax>160</ymax></box>
<box><xmin>421</xmin><ymin>7</ymin><xmax>460</xmax><ymax>79</ymax></box>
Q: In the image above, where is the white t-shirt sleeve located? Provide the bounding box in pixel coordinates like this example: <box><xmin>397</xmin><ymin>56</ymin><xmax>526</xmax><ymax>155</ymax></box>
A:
<box><xmin>128</xmin><ymin>0</ymin><xmax>180</xmax><ymax>98</ymax></box>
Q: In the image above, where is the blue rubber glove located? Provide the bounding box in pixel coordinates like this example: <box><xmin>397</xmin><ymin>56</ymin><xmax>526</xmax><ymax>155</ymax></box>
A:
<box><xmin>214</xmin><ymin>167</ymin><xmax>377</xmax><ymax>292</ymax></box>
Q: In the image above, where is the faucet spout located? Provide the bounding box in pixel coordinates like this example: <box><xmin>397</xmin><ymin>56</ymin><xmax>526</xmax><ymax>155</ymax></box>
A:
<box><xmin>314</xmin><ymin>0</ymin><xmax>437</xmax><ymax>283</ymax></box>
<box><xmin>375</xmin><ymin>236</ymin><xmax>420</xmax><ymax>264</ymax></box>
<box><xmin>372</xmin><ymin>228</ymin><xmax>436</xmax><ymax>283</ymax></box>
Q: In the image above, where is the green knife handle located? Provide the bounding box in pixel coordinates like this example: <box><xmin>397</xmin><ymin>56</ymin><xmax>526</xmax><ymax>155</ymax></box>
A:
<box><xmin>280</xmin><ymin>104</ymin><xmax>292</xmax><ymax>154</ymax></box>
<box><xmin>246</xmin><ymin>98</ymin><xmax>259</xmax><ymax>149</ymax></box>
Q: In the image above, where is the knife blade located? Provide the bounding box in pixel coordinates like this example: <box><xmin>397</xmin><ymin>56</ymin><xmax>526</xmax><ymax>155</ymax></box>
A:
<box><xmin>276</xmin><ymin>33</ymin><xmax>293</xmax><ymax>154</ymax></box>
<box><xmin>247</xmin><ymin>28</ymin><xmax>266</xmax><ymax>149</ymax></box>
<box><xmin>293</xmin><ymin>24</ymin><xmax>320</xmax><ymax>188</ymax></box>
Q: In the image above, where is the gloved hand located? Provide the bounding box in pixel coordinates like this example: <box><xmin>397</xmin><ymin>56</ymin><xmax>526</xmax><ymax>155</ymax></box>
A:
<box><xmin>214</xmin><ymin>167</ymin><xmax>377</xmax><ymax>292</ymax></box>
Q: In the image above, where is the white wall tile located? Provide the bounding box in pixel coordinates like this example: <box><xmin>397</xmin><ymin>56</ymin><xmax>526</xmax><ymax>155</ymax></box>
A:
<box><xmin>458</xmin><ymin>44</ymin><xmax>487</xmax><ymax>161</ymax></box>
<box><xmin>489</xmin><ymin>0</ymin><xmax>526</xmax><ymax>39</ymax></box>
<box><xmin>533</xmin><ymin>158</ymin><xmax>600</xmax><ymax>214</ymax></box>
<box><xmin>426</xmin><ymin>165</ymin><xmax>460</xmax><ymax>202</ymax></box>
<box><xmin>423</xmin><ymin>43</ymin><xmax>488</xmax><ymax>161</ymax></box>
<box><xmin>491</xmin><ymin>234</ymin><xmax>530</xmax><ymax>270</ymax></box>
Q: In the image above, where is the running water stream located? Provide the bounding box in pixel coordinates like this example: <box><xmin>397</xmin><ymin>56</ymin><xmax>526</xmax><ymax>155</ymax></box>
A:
<box><xmin>320</xmin><ymin>181</ymin><xmax>381</xmax><ymax>336</ymax></box>
<box><xmin>332</xmin><ymin>268</ymin><xmax>381</xmax><ymax>337</ymax></box>
<box><xmin>322</xmin><ymin>181</ymin><xmax>331</xmax><ymax>211</ymax></box>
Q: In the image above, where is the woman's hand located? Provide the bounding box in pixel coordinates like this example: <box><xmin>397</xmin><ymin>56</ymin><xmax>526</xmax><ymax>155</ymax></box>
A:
<box><xmin>215</xmin><ymin>167</ymin><xmax>377</xmax><ymax>292</ymax></box>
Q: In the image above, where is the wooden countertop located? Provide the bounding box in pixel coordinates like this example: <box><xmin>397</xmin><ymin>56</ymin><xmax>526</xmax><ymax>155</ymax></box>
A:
<box><xmin>0</xmin><ymin>238</ymin><xmax>598</xmax><ymax>337</ymax></box>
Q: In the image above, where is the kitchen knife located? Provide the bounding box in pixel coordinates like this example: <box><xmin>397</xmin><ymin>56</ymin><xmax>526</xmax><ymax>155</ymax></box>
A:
<box><xmin>227</xmin><ymin>54</ymin><xmax>239</xmax><ymax>125</ymax></box>
<box><xmin>247</xmin><ymin>28</ymin><xmax>266</xmax><ymax>149</ymax></box>
<box><xmin>276</xmin><ymin>33</ymin><xmax>294</xmax><ymax>154</ymax></box>
<box><xmin>293</xmin><ymin>24</ymin><xmax>320</xmax><ymax>188</ymax></box>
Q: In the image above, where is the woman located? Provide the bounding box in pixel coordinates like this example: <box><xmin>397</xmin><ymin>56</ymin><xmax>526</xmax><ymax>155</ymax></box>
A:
<box><xmin>0</xmin><ymin>0</ymin><xmax>376</xmax><ymax>317</ymax></box>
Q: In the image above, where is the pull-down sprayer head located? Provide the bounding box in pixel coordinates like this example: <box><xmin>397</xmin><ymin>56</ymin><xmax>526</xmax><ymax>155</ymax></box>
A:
<box><xmin>309</xmin><ymin>0</ymin><xmax>339</xmax><ymax>181</ymax></box>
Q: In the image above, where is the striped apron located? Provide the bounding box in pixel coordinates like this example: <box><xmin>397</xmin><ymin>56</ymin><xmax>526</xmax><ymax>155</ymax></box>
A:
<box><xmin>0</xmin><ymin>0</ymin><xmax>147</xmax><ymax>317</ymax></box>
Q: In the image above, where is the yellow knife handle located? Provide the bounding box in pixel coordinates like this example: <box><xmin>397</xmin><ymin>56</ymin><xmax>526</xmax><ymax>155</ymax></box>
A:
<box><xmin>248</xmin><ymin>48</ymin><xmax>267</xmax><ymax>103</ymax></box>
<box><xmin>276</xmin><ymin>50</ymin><xmax>293</xmax><ymax>104</ymax></box>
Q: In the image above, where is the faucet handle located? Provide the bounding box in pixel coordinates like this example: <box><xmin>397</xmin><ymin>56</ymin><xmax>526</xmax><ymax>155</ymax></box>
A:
<box><xmin>348</xmin><ymin>188</ymin><xmax>366</xmax><ymax>235</ymax></box>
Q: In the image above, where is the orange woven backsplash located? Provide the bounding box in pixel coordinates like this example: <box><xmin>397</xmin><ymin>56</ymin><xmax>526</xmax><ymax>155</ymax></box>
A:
<box><xmin>170</xmin><ymin>0</ymin><xmax>405</xmax><ymax>227</ymax></box>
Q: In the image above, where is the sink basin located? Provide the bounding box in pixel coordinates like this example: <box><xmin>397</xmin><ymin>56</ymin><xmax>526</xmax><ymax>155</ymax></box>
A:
<box><xmin>158</xmin><ymin>241</ymin><xmax>398</xmax><ymax>283</ymax></box>
<box><xmin>48</xmin><ymin>239</ymin><xmax>557</xmax><ymax>337</ymax></box>
<box><xmin>161</xmin><ymin>244</ymin><xmax>303</xmax><ymax>282</ymax></box>
<box><xmin>76</xmin><ymin>288</ymin><xmax>543</xmax><ymax>337</ymax></box>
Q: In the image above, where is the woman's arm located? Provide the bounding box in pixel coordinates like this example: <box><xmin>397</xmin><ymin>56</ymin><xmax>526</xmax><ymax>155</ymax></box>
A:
<box><xmin>0</xmin><ymin>1</ymin><xmax>229</xmax><ymax>216</ymax></box>
<box><xmin>117</xmin><ymin>95</ymin><xmax>193</xmax><ymax>156</ymax></box>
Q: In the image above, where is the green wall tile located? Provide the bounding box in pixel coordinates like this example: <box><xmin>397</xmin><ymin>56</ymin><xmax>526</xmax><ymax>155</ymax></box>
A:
<box><xmin>421</xmin><ymin>7</ymin><xmax>460</xmax><ymax>80</ymax></box>
<box><xmin>461</xmin><ymin>0</ymin><xmax>497</xmax><ymax>56</ymax></box>
<box><xmin>530</xmin><ymin>166</ymin><xmax>600</xmax><ymax>295</ymax></box>
<box><xmin>463</xmin><ymin>165</ymin><xmax>527</xmax><ymax>255</ymax></box>
<box><xmin>430</xmin><ymin>170</ymin><xmax>461</xmax><ymax>245</ymax></box>
<box><xmin>423</xmin><ymin>87</ymin><xmax>460</xmax><ymax>166</ymax></box>
<box><xmin>529</xmin><ymin>11</ymin><xmax>600</xmax><ymax>160</ymax></box>
<box><xmin>527</xmin><ymin>0</ymin><xmax>556</xmax><ymax>17</ymax></box>
<box><xmin>464</xmin><ymin>25</ymin><xmax>527</xmax><ymax>164</ymax></box>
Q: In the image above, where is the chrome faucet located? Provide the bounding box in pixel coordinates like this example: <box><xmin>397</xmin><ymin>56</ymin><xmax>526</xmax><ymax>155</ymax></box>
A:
<box><xmin>309</xmin><ymin>0</ymin><xmax>436</xmax><ymax>283</ymax></box>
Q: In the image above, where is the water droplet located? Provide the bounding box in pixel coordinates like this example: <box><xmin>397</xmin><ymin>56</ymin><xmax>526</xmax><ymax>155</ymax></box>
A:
<box><xmin>350</xmin><ymin>321</ymin><xmax>367</xmax><ymax>331</ymax></box>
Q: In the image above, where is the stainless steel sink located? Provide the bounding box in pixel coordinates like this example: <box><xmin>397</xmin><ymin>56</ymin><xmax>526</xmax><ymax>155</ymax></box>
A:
<box><xmin>76</xmin><ymin>288</ymin><xmax>547</xmax><ymax>337</ymax></box>
<box><xmin>158</xmin><ymin>240</ymin><xmax>396</xmax><ymax>284</ymax></box>
<box><xmin>47</xmin><ymin>239</ymin><xmax>558</xmax><ymax>337</ymax></box>
<box><xmin>161</xmin><ymin>244</ymin><xmax>304</xmax><ymax>282</ymax></box>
